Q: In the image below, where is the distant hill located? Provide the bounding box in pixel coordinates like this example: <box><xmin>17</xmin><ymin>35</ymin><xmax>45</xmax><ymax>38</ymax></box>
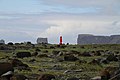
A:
<box><xmin>77</xmin><ymin>34</ymin><xmax>120</xmax><ymax>44</ymax></box>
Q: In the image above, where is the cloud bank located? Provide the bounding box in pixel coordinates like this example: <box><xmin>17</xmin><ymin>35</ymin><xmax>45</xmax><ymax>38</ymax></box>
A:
<box><xmin>0</xmin><ymin>14</ymin><xmax>120</xmax><ymax>43</ymax></box>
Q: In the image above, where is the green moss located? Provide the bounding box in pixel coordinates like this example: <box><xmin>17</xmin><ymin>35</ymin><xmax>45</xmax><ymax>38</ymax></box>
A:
<box><xmin>0</xmin><ymin>44</ymin><xmax>120</xmax><ymax>79</ymax></box>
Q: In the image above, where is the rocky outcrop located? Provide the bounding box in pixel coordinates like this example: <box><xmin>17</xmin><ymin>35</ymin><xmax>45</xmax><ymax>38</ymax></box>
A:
<box><xmin>0</xmin><ymin>62</ymin><xmax>14</xmax><ymax>80</ymax></box>
<box><xmin>77</xmin><ymin>34</ymin><xmax>120</xmax><ymax>44</ymax></box>
<box><xmin>16</xmin><ymin>52</ymin><xmax>31</xmax><ymax>58</ymax></box>
<box><xmin>10</xmin><ymin>74</ymin><xmax>28</xmax><ymax>80</ymax></box>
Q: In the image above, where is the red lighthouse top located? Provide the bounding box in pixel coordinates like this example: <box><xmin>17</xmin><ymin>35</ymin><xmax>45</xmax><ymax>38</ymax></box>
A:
<box><xmin>60</xmin><ymin>36</ymin><xmax>62</xmax><ymax>45</ymax></box>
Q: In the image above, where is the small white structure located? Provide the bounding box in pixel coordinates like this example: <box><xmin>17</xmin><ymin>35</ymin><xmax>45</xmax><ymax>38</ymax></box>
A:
<box><xmin>0</xmin><ymin>39</ymin><xmax>5</xmax><ymax>44</ymax></box>
<box><xmin>37</xmin><ymin>38</ymin><xmax>48</xmax><ymax>44</ymax></box>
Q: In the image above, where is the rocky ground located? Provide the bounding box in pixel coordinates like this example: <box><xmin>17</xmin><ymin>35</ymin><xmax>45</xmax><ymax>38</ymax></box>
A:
<box><xmin>0</xmin><ymin>43</ymin><xmax>120</xmax><ymax>80</ymax></box>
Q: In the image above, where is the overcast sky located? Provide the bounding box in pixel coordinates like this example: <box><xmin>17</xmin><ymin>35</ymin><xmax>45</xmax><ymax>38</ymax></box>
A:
<box><xmin>0</xmin><ymin>0</ymin><xmax>120</xmax><ymax>44</ymax></box>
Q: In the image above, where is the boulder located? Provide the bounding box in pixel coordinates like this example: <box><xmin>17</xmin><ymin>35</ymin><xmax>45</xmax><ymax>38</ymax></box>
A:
<box><xmin>106</xmin><ymin>54</ymin><xmax>118</xmax><ymax>61</ymax></box>
<box><xmin>64</xmin><ymin>70</ymin><xmax>82</xmax><ymax>74</ymax></box>
<box><xmin>80</xmin><ymin>46</ymin><xmax>85</xmax><ymax>49</ymax></box>
<box><xmin>0</xmin><ymin>62</ymin><xmax>14</xmax><ymax>76</ymax></box>
<box><xmin>52</xmin><ymin>65</ymin><xmax>63</xmax><ymax>70</ymax></box>
<box><xmin>89</xmin><ymin>59</ymin><xmax>100</xmax><ymax>65</ymax></box>
<box><xmin>29</xmin><ymin>59</ymin><xmax>36</xmax><ymax>62</ymax></box>
<box><xmin>100</xmin><ymin>70</ymin><xmax>110</xmax><ymax>80</ymax></box>
<box><xmin>0</xmin><ymin>62</ymin><xmax>14</xmax><ymax>80</ymax></box>
<box><xmin>52</xmin><ymin>50</ymin><xmax>60</xmax><ymax>56</ymax></box>
<box><xmin>100</xmin><ymin>66</ymin><xmax>118</xmax><ymax>80</ymax></box>
<box><xmin>50</xmin><ymin>46</ymin><xmax>55</xmax><ymax>49</ymax></box>
<box><xmin>1</xmin><ymin>71</ymin><xmax>13</xmax><ymax>80</ymax></box>
<box><xmin>37</xmin><ymin>54</ymin><xmax>48</xmax><ymax>58</ymax></box>
<box><xmin>16</xmin><ymin>52</ymin><xmax>31</xmax><ymax>58</ymax></box>
<box><xmin>56</xmin><ymin>57</ymin><xmax>64</xmax><ymax>62</ymax></box>
<box><xmin>57</xmin><ymin>52</ymin><xmax>63</xmax><ymax>56</ymax></box>
<box><xmin>38</xmin><ymin>69</ymin><xmax>45</xmax><ymax>72</ymax></box>
<box><xmin>94</xmin><ymin>51</ymin><xmax>101</xmax><ymax>56</ymax></box>
<box><xmin>80</xmin><ymin>52</ymin><xmax>92</xmax><ymax>57</ymax></box>
<box><xmin>69</xmin><ymin>50</ymin><xmax>80</xmax><ymax>55</ymax></box>
<box><xmin>9</xmin><ymin>59</ymin><xmax>31</xmax><ymax>71</ymax></box>
<box><xmin>42</xmin><ymin>50</ymin><xmax>48</xmax><ymax>53</ymax></box>
<box><xmin>9</xmin><ymin>59</ymin><xmax>23</xmax><ymax>67</ymax></box>
<box><xmin>32</xmin><ymin>52</ymin><xmax>38</xmax><ymax>56</ymax></box>
<box><xmin>38</xmin><ymin>74</ymin><xmax>55</xmax><ymax>80</ymax></box>
<box><xmin>16</xmin><ymin>64</ymin><xmax>31</xmax><ymax>71</ymax></box>
<box><xmin>100</xmin><ymin>58</ymin><xmax>109</xmax><ymax>64</ymax></box>
<box><xmin>56</xmin><ymin>44</ymin><xmax>67</xmax><ymax>48</ymax></box>
<box><xmin>91</xmin><ymin>76</ymin><xmax>101</xmax><ymax>80</ymax></box>
<box><xmin>10</xmin><ymin>74</ymin><xmax>28</xmax><ymax>80</ymax></box>
<box><xmin>114</xmin><ymin>51</ymin><xmax>119</xmax><ymax>54</ymax></box>
<box><xmin>78</xmin><ymin>60</ymin><xmax>87</xmax><ymax>64</ymax></box>
<box><xmin>28</xmin><ymin>74</ymin><xmax>40</xmax><ymax>80</ymax></box>
<box><xmin>67</xmin><ymin>77</ymin><xmax>79</xmax><ymax>80</ymax></box>
<box><xmin>35</xmin><ymin>48</ymin><xmax>41</xmax><ymax>52</ymax></box>
<box><xmin>64</xmin><ymin>55</ymin><xmax>79</xmax><ymax>61</ymax></box>
<box><xmin>0</xmin><ymin>77</ymin><xmax>8</xmax><ymax>80</ymax></box>
<box><xmin>1</xmin><ymin>71</ymin><xmax>13</xmax><ymax>77</ymax></box>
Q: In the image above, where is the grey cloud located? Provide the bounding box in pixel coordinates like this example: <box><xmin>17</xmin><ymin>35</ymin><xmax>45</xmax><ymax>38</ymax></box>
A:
<box><xmin>0</xmin><ymin>29</ymin><xmax>36</xmax><ymax>43</ymax></box>
<box><xmin>112</xmin><ymin>21</ymin><xmax>120</xmax><ymax>26</ymax></box>
<box><xmin>41</xmin><ymin>0</ymin><xmax>120</xmax><ymax>15</ymax></box>
<box><xmin>41</xmin><ymin>0</ymin><xmax>120</xmax><ymax>7</ymax></box>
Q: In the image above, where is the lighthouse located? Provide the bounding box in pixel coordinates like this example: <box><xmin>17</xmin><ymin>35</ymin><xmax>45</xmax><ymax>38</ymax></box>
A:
<box><xmin>60</xmin><ymin>36</ymin><xmax>62</xmax><ymax>45</ymax></box>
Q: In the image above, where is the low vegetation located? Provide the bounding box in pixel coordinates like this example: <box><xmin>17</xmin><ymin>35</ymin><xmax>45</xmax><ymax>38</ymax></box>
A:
<box><xmin>0</xmin><ymin>43</ymin><xmax>120</xmax><ymax>80</ymax></box>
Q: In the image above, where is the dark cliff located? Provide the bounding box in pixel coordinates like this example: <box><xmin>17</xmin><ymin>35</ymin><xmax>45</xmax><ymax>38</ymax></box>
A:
<box><xmin>77</xmin><ymin>34</ymin><xmax>120</xmax><ymax>44</ymax></box>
